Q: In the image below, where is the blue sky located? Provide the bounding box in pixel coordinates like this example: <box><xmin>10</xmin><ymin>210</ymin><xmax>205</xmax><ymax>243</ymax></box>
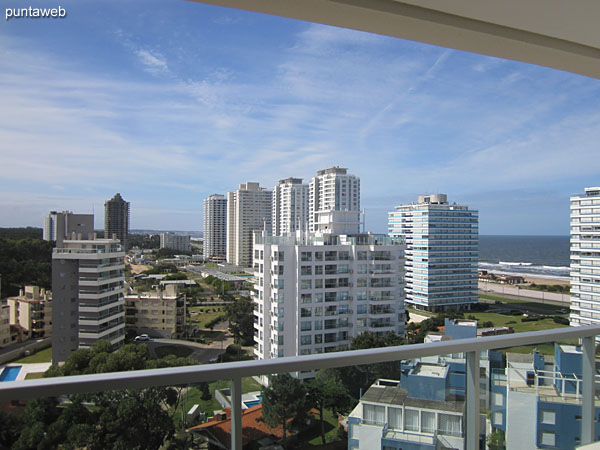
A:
<box><xmin>1</xmin><ymin>0</ymin><xmax>599</xmax><ymax>235</ymax></box>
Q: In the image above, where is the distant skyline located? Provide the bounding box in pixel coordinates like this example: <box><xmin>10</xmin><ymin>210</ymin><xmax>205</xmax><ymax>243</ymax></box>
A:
<box><xmin>2</xmin><ymin>0</ymin><xmax>599</xmax><ymax>235</ymax></box>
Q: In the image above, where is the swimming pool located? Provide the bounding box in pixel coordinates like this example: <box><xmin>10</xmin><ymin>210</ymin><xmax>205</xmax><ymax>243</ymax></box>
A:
<box><xmin>243</xmin><ymin>394</ymin><xmax>263</xmax><ymax>408</ymax></box>
<box><xmin>0</xmin><ymin>366</ymin><xmax>22</xmax><ymax>382</ymax></box>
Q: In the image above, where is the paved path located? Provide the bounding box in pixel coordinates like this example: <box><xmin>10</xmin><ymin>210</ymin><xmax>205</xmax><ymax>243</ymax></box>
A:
<box><xmin>139</xmin><ymin>336</ymin><xmax>235</xmax><ymax>363</ymax></box>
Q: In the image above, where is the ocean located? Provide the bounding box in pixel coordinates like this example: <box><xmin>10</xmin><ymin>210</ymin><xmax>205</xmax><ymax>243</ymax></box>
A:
<box><xmin>478</xmin><ymin>235</ymin><xmax>570</xmax><ymax>280</ymax></box>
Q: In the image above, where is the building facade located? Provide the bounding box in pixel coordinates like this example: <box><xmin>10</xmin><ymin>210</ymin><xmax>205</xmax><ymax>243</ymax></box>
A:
<box><xmin>52</xmin><ymin>237</ymin><xmax>125</xmax><ymax>363</ymax></box>
<box><xmin>253</xmin><ymin>230</ymin><xmax>405</xmax><ymax>379</ymax></box>
<box><xmin>203</xmin><ymin>194</ymin><xmax>227</xmax><ymax>260</ymax></box>
<box><xmin>0</xmin><ymin>304</ymin><xmax>9</xmax><ymax>348</ymax></box>
<box><xmin>104</xmin><ymin>193</ymin><xmax>130</xmax><ymax>249</ymax></box>
<box><xmin>273</xmin><ymin>177</ymin><xmax>309</xmax><ymax>236</ymax></box>
<box><xmin>348</xmin><ymin>375</ymin><xmax>469</xmax><ymax>450</ymax></box>
<box><xmin>309</xmin><ymin>167</ymin><xmax>360</xmax><ymax>233</ymax></box>
<box><xmin>388</xmin><ymin>194</ymin><xmax>479</xmax><ymax>312</ymax></box>
<box><xmin>491</xmin><ymin>345</ymin><xmax>600</xmax><ymax>450</ymax></box>
<box><xmin>124</xmin><ymin>284</ymin><xmax>184</xmax><ymax>338</ymax></box>
<box><xmin>160</xmin><ymin>232</ymin><xmax>191</xmax><ymax>252</ymax></box>
<box><xmin>569</xmin><ymin>187</ymin><xmax>600</xmax><ymax>327</ymax></box>
<box><xmin>7</xmin><ymin>286</ymin><xmax>52</xmax><ymax>339</ymax></box>
<box><xmin>226</xmin><ymin>182</ymin><xmax>272</xmax><ymax>267</ymax></box>
<box><xmin>43</xmin><ymin>211</ymin><xmax>94</xmax><ymax>246</ymax></box>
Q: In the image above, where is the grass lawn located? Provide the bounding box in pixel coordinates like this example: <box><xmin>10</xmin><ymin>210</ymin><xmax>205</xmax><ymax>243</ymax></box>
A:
<box><xmin>154</xmin><ymin>345</ymin><xmax>194</xmax><ymax>359</ymax></box>
<box><xmin>479</xmin><ymin>294</ymin><xmax>568</xmax><ymax>313</ymax></box>
<box><xmin>173</xmin><ymin>377</ymin><xmax>262</xmax><ymax>427</ymax></box>
<box><xmin>13</xmin><ymin>347</ymin><xmax>52</xmax><ymax>364</ymax></box>
<box><xmin>188</xmin><ymin>306</ymin><xmax>226</xmax><ymax>328</ymax></box>
<box><xmin>304</xmin><ymin>409</ymin><xmax>341</xmax><ymax>446</ymax></box>
<box><xmin>25</xmin><ymin>372</ymin><xmax>45</xmax><ymax>380</ymax></box>
<box><xmin>467</xmin><ymin>311</ymin><xmax>569</xmax><ymax>333</ymax></box>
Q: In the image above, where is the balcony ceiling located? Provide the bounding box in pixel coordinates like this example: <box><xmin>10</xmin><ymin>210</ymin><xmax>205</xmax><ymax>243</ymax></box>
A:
<box><xmin>189</xmin><ymin>0</ymin><xmax>600</xmax><ymax>79</ymax></box>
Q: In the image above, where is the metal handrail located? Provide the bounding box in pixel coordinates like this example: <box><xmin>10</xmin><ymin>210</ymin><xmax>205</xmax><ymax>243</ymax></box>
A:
<box><xmin>1</xmin><ymin>325</ymin><xmax>600</xmax><ymax>449</ymax></box>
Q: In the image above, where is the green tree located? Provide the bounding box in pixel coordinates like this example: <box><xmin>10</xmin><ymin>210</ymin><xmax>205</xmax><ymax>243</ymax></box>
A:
<box><xmin>488</xmin><ymin>430</ymin><xmax>506</xmax><ymax>450</ymax></box>
<box><xmin>307</xmin><ymin>372</ymin><xmax>351</xmax><ymax>444</ymax></box>
<box><xmin>225</xmin><ymin>296</ymin><xmax>255</xmax><ymax>345</ymax></box>
<box><xmin>262</xmin><ymin>374</ymin><xmax>310</xmax><ymax>446</ymax></box>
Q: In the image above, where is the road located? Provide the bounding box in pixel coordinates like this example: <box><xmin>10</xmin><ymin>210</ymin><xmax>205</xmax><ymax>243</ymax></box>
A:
<box><xmin>137</xmin><ymin>337</ymin><xmax>233</xmax><ymax>363</ymax></box>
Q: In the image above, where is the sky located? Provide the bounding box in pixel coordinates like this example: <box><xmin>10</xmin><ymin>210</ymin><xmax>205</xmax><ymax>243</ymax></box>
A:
<box><xmin>1</xmin><ymin>0</ymin><xmax>599</xmax><ymax>235</ymax></box>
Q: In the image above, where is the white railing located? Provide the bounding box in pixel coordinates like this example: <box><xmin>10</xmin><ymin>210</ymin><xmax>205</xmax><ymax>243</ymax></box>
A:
<box><xmin>1</xmin><ymin>325</ymin><xmax>600</xmax><ymax>450</ymax></box>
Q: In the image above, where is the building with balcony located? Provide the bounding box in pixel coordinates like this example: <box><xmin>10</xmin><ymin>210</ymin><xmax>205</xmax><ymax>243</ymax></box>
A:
<box><xmin>491</xmin><ymin>344</ymin><xmax>600</xmax><ymax>450</ymax></box>
<box><xmin>253</xmin><ymin>228</ymin><xmax>405</xmax><ymax>380</ymax></box>
<box><xmin>388</xmin><ymin>194</ymin><xmax>478</xmax><ymax>312</ymax></box>
<box><xmin>51</xmin><ymin>237</ymin><xmax>125</xmax><ymax>363</ymax></box>
<box><xmin>43</xmin><ymin>210</ymin><xmax>94</xmax><ymax>246</ymax></box>
<box><xmin>309</xmin><ymin>167</ymin><xmax>360</xmax><ymax>233</ymax></box>
<box><xmin>159</xmin><ymin>232</ymin><xmax>191</xmax><ymax>253</ymax></box>
<box><xmin>204</xmin><ymin>194</ymin><xmax>227</xmax><ymax>260</ymax></box>
<box><xmin>124</xmin><ymin>284</ymin><xmax>185</xmax><ymax>338</ymax></box>
<box><xmin>273</xmin><ymin>177</ymin><xmax>309</xmax><ymax>236</ymax></box>
<box><xmin>348</xmin><ymin>373</ymin><xmax>477</xmax><ymax>450</ymax></box>
<box><xmin>227</xmin><ymin>182</ymin><xmax>272</xmax><ymax>267</ymax></box>
<box><xmin>570</xmin><ymin>187</ymin><xmax>600</xmax><ymax>327</ymax></box>
<box><xmin>0</xmin><ymin>304</ymin><xmax>10</xmax><ymax>348</ymax></box>
<box><xmin>7</xmin><ymin>286</ymin><xmax>52</xmax><ymax>339</ymax></box>
<box><xmin>104</xmin><ymin>193</ymin><xmax>130</xmax><ymax>250</ymax></box>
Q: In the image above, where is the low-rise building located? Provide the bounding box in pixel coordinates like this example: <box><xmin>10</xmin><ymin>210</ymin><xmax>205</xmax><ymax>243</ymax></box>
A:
<box><xmin>7</xmin><ymin>286</ymin><xmax>52</xmax><ymax>339</ymax></box>
<box><xmin>124</xmin><ymin>284</ymin><xmax>185</xmax><ymax>338</ymax></box>
<box><xmin>348</xmin><ymin>372</ymin><xmax>482</xmax><ymax>450</ymax></box>
<box><xmin>491</xmin><ymin>344</ymin><xmax>600</xmax><ymax>450</ymax></box>
<box><xmin>0</xmin><ymin>304</ymin><xmax>10</xmax><ymax>348</ymax></box>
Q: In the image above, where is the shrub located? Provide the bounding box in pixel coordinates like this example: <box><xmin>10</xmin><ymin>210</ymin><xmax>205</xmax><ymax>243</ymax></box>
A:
<box><xmin>553</xmin><ymin>315</ymin><xmax>570</xmax><ymax>325</ymax></box>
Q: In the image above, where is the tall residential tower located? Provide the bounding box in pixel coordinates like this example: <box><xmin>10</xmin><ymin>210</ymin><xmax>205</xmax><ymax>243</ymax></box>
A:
<box><xmin>309</xmin><ymin>167</ymin><xmax>360</xmax><ymax>233</ymax></box>
<box><xmin>389</xmin><ymin>194</ymin><xmax>478</xmax><ymax>312</ymax></box>
<box><xmin>272</xmin><ymin>177</ymin><xmax>309</xmax><ymax>236</ymax></box>
<box><xmin>203</xmin><ymin>194</ymin><xmax>227</xmax><ymax>260</ymax></box>
<box><xmin>43</xmin><ymin>211</ymin><xmax>94</xmax><ymax>246</ymax></box>
<box><xmin>104</xmin><ymin>193</ymin><xmax>130</xmax><ymax>249</ymax></box>
<box><xmin>226</xmin><ymin>182</ymin><xmax>272</xmax><ymax>267</ymax></box>
<box><xmin>569</xmin><ymin>187</ymin><xmax>600</xmax><ymax>327</ymax></box>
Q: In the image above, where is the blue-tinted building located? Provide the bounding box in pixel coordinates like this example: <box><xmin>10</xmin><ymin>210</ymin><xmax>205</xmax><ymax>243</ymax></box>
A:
<box><xmin>491</xmin><ymin>344</ymin><xmax>600</xmax><ymax>449</ymax></box>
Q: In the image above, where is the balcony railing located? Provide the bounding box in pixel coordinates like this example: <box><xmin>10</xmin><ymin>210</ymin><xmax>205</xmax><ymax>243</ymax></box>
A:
<box><xmin>1</xmin><ymin>325</ymin><xmax>600</xmax><ymax>450</ymax></box>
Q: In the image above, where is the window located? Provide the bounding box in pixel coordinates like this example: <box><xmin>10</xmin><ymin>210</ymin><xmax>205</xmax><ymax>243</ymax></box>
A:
<box><xmin>357</xmin><ymin>251</ymin><xmax>367</xmax><ymax>260</ymax></box>
<box><xmin>315</xmin><ymin>333</ymin><xmax>323</xmax><ymax>343</ymax></box>
<box><xmin>388</xmin><ymin>407</ymin><xmax>402</xmax><ymax>430</ymax></box>
<box><xmin>301</xmin><ymin>321</ymin><xmax>312</xmax><ymax>331</ymax></box>
<box><xmin>315</xmin><ymin>265</ymin><xmax>323</xmax><ymax>275</ymax></box>
<box><xmin>493</xmin><ymin>392</ymin><xmax>504</xmax><ymax>407</ymax></box>
<box><xmin>314</xmin><ymin>320</ymin><xmax>323</xmax><ymax>330</ymax></box>
<box><xmin>315</xmin><ymin>279</ymin><xmax>323</xmax><ymax>289</ymax></box>
<box><xmin>278</xmin><ymin>279</ymin><xmax>284</xmax><ymax>289</ymax></box>
<box><xmin>541</xmin><ymin>432</ymin><xmax>555</xmax><ymax>446</ymax></box>
<box><xmin>301</xmin><ymin>280</ymin><xmax>312</xmax><ymax>290</ymax></box>
<box><xmin>493</xmin><ymin>412</ymin><xmax>503</xmax><ymax>426</ymax></box>
<box><xmin>421</xmin><ymin>411</ymin><xmax>435</xmax><ymax>433</ymax></box>
<box><xmin>438</xmin><ymin>414</ymin><xmax>462</xmax><ymax>436</ymax></box>
<box><xmin>357</xmin><ymin>304</ymin><xmax>367</xmax><ymax>314</ymax></box>
<box><xmin>301</xmin><ymin>335</ymin><xmax>311</xmax><ymax>345</ymax></box>
<box><xmin>405</xmin><ymin>409</ymin><xmax>419</xmax><ymax>431</ymax></box>
<box><xmin>301</xmin><ymin>308</ymin><xmax>312</xmax><ymax>317</ymax></box>
<box><xmin>301</xmin><ymin>294</ymin><xmax>312</xmax><ymax>303</ymax></box>
<box><xmin>541</xmin><ymin>410</ymin><xmax>556</xmax><ymax>425</ymax></box>
<box><xmin>363</xmin><ymin>404</ymin><xmax>385</xmax><ymax>426</ymax></box>
<box><xmin>278</xmin><ymin>265</ymin><xmax>284</xmax><ymax>275</ymax></box>
<box><xmin>315</xmin><ymin>251</ymin><xmax>323</xmax><ymax>261</ymax></box>
<box><xmin>301</xmin><ymin>265</ymin><xmax>312</xmax><ymax>275</ymax></box>
<box><xmin>315</xmin><ymin>293</ymin><xmax>323</xmax><ymax>302</ymax></box>
<box><xmin>357</xmin><ymin>278</ymin><xmax>367</xmax><ymax>287</ymax></box>
<box><xmin>301</xmin><ymin>252</ymin><xmax>312</xmax><ymax>261</ymax></box>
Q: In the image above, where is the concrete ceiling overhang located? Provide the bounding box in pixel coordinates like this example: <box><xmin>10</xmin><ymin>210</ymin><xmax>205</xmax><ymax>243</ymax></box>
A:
<box><xmin>188</xmin><ymin>0</ymin><xmax>600</xmax><ymax>79</ymax></box>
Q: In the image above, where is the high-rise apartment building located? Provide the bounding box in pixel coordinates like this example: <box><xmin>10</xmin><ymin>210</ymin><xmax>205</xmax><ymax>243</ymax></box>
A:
<box><xmin>52</xmin><ymin>237</ymin><xmax>125</xmax><ymax>363</ymax></box>
<box><xmin>253</xmin><ymin>229</ymin><xmax>405</xmax><ymax>380</ymax></box>
<box><xmin>569</xmin><ymin>187</ymin><xmax>600</xmax><ymax>327</ymax></box>
<box><xmin>203</xmin><ymin>194</ymin><xmax>227</xmax><ymax>260</ymax></box>
<box><xmin>104</xmin><ymin>193</ymin><xmax>130</xmax><ymax>249</ymax></box>
<box><xmin>309</xmin><ymin>167</ymin><xmax>360</xmax><ymax>233</ymax></box>
<box><xmin>226</xmin><ymin>182</ymin><xmax>272</xmax><ymax>267</ymax></box>
<box><xmin>388</xmin><ymin>194</ymin><xmax>478</xmax><ymax>312</ymax></box>
<box><xmin>43</xmin><ymin>211</ymin><xmax>94</xmax><ymax>246</ymax></box>
<box><xmin>273</xmin><ymin>178</ymin><xmax>309</xmax><ymax>236</ymax></box>
<box><xmin>160</xmin><ymin>233</ymin><xmax>191</xmax><ymax>252</ymax></box>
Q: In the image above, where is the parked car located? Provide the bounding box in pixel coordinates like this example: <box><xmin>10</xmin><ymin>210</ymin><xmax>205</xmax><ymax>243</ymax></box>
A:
<box><xmin>135</xmin><ymin>334</ymin><xmax>150</xmax><ymax>341</ymax></box>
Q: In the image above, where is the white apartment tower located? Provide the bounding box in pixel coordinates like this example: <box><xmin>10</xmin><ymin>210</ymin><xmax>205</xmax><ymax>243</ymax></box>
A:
<box><xmin>227</xmin><ymin>182</ymin><xmax>272</xmax><ymax>267</ymax></box>
<box><xmin>52</xmin><ymin>237</ymin><xmax>125</xmax><ymax>363</ymax></box>
<box><xmin>309</xmin><ymin>167</ymin><xmax>360</xmax><ymax>233</ymax></box>
<box><xmin>569</xmin><ymin>187</ymin><xmax>600</xmax><ymax>327</ymax></box>
<box><xmin>273</xmin><ymin>178</ymin><xmax>309</xmax><ymax>236</ymax></box>
<box><xmin>253</xmin><ymin>230</ymin><xmax>405</xmax><ymax>379</ymax></box>
<box><xmin>388</xmin><ymin>194</ymin><xmax>478</xmax><ymax>312</ymax></box>
<box><xmin>203</xmin><ymin>194</ymin><xmax>227</xmax><ymax>260</ymax></box>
